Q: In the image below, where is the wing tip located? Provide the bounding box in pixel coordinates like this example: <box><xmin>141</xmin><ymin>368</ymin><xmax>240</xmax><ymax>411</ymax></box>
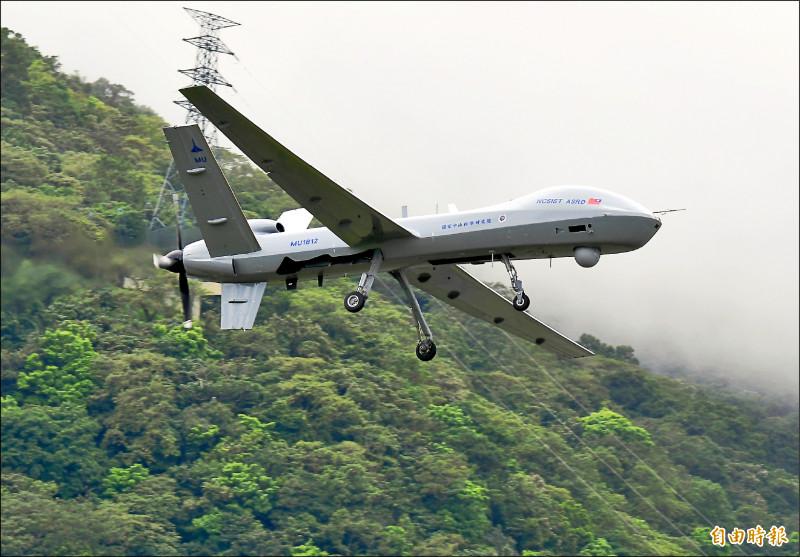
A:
<box><xmin>180</xmin><ymin>84</ymin><xmax>208</xmax><ymax>93</ymax></box>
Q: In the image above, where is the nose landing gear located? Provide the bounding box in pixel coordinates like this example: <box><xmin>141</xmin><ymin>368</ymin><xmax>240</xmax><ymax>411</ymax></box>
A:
<box><xmin>501</xmin><ymin>254</ymin><xmax>530</xmax><ymax>312</ymax></box>
<box><xmin>512</xmin><ymin>292</ymin><xmax>531</xmax><ymax>312</ymax></box>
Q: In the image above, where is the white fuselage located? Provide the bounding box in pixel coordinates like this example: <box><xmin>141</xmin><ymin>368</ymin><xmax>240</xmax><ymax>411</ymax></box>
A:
<box><xmin>183</xmin><ymin>186</ymin><xmax>661</xmax><ymax>284</ymax></box>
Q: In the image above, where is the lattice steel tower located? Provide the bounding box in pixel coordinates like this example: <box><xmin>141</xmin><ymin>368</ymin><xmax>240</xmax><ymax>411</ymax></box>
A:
<box><xmin>149</xmin><ymin>7</ymin><xmax>239</xmax><ymax>233</ymax></box>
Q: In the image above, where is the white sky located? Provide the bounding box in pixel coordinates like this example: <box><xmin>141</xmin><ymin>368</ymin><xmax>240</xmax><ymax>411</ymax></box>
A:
<box><xmin>3</xmin><ymin>1</ymin><xmax>798</xmax><ymax>396</ymax></box>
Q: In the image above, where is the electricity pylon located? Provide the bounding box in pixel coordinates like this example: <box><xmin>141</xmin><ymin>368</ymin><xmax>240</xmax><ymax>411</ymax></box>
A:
<box><xmin>148</xmin><ymin>7</ymin><xmax>239</xmax><ymax>234</ymax></box>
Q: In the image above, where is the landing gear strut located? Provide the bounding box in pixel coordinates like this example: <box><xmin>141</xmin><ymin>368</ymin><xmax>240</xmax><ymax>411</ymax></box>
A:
<box><xmin>392</xmin><ymin>270</ymin><xmax>437</xmax><ymax>361</ymax></box>
<box><xmin>344</xmin><ymin>249</ymin><xmax>383</xmax><ymax>313</ymax></box>
<box><xmin>501</xmin><ymin>254</ymin><xmax>530</xmax><ymax>311</ymax></box>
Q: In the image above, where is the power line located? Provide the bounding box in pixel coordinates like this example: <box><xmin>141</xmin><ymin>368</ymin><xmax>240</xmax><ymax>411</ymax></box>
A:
<box><xmin>439</xmin><ymin>344</ymin><xmax>668</xmax><ymax>556</ymax></box>
<box><xmin>429</xmin><ymin>298</ymin><xmax>708</xmax><ymax>556</ymax></box>
<box><xmin>229</xmin><ymin>45</ymin><xmax>371</xmax><ymax>207</ymax></box>
<box><xmin>374</xmin><ymin>277</ymin><xmax>678</xmax><ymax>555</ymax></box>
<box><xmin>498</xmin><ymin>331</ymin><xmax>749</xmax><ymax>556</ymax></box>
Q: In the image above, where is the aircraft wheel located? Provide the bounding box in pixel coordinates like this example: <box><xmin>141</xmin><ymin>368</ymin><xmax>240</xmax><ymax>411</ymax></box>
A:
<box><xmin>344</xmin><ymin>291</ymin><xmax>366</xmax><ymax>313</ymax></box>
<box><xmin>512</xmin><ymin>293</ymin><xmax>531</xmax><ymax>312</ymax></box>
<box><xmin>416</xmin><ymin>340</ymin><xmax>437</xmax><ymax>361</ymax></box>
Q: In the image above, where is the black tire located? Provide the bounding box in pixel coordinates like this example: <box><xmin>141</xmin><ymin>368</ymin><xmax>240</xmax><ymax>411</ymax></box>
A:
<box><xmin>416</xmin><ymin>340</ymin><xmax>437</xmax><ymax>361</ymax></box>
<box><xmin>344</xmin><ymin>291</ymin><xmax>366</xmax><ymax>313</ymax></box>
<box><xmin>512</xmin><ymin>293</ymin><xmax>531</xmax><ymax>312</ymax></box>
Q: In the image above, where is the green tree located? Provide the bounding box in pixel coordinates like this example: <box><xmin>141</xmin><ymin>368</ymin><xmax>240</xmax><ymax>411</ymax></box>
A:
<box><xmin>1</xmin><ymin>27</ymin><xmax>39</xmax><ymax>108</ymax></box>
<box><xmin>151</xmin><ymin>324</ymin><xmax>222</xmax><ymax>359</ymax></box>
<box><xmin>24</xmin><ymin>58</ymin><xmax>82</xmax><ymax>126</ymax></box>
<box><xmin>579</xmin><ymin>537</ymin><xmax>614</xmax><ymax>556</ymax></box>
<box><xmin>0</xmin><ymin>140</ymin><xmax>49</xmax><ymax>185</ymax></box>
<box><xmin>291</xmin><ymin>539</ymin><xmax>330</xmax><ymax>556</ymax></box>
<box><xmin>690</xmin><ymin>527</ymin><xmax>732</xmax><ymax>556</ymax></box>
<box><xmin>1</xmin><ymin>397</ymin><xmax>106</xmax><ymax>497</ymax></box>
<box><xmin>97</xmin><ymin>352</ymin><xmax>182</xmax><ymax>465</ymax></box>
<box><xmin>188</xmin><ymin>505</ymin><xmax>277</xmax><ymax>555</ymax></box>
<box><xmin>1</xmin><ymin>480</ymin><xmax>182</xmax><ymax>556</ymax></box>
<box><xmin>580</xmin><ymin>407</ymin><xmax>654</xmax><ymax>446</ymax></box>
<box><xmin>0</xmin><ymin>258</ymin><xmax>83</xmax><ymax>342</ymax></box>
<box><xmin>378</xmin><ymin>525</ymin><xmax>413</xmax><ymax>556</ymax></box>
<box><xmin>103</xmin><ymin>463</ymin><xmax>150</xmax><ymax>496</ymax></box>
<box><xmin>449</xmin><ymin>479</ymin><xmax>491</xmax><ymax>539</ymax></box>
<box><xmin>579</xmin><ymin>334</ymin><xmax>639</xmax><ymax>364</ymax></box>
<box><xmin>16</xmin><ymin>320</ymin><xmax>97</xmax><ymax>405</ymax></box>
<box><xmin>88</xmin><ymin>77</ymin><xmax>134</xmax><ymax>109</ymax></box>
<box><xmin>203</xmin><ymin>460</ymin><xmax>277</xmax><ymax>514</ymax></box>
<box><xmin>1</xmin><ymin>189</ymin><xmax>104</xmax><ymax>253</ymax></box>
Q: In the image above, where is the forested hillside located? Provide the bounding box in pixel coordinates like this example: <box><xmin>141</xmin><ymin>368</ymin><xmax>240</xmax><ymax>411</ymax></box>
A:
<box><xmin>2</xmin><ymin>28</ymin><xmax>798</xmax><ymax>556</ymax></box>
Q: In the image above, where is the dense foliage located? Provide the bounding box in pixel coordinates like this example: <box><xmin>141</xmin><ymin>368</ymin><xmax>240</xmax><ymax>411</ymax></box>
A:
<box><xmin>2</xmin><ymin>28</ymin><xmax>798</xmax><ymax>556</ymax></box>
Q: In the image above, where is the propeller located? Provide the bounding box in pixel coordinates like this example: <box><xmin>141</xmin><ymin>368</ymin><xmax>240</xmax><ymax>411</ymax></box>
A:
<box><xmin>152</xmin><ymin>194</ymin><xmax>193</xmax><ymax>328</ymax></box>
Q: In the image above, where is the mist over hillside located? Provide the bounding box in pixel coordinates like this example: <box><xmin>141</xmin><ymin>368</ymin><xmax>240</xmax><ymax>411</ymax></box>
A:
<box><xmin>1</xmin><ymin>28</ymin><xmax>798</xmax><ymax>556</ymax></box>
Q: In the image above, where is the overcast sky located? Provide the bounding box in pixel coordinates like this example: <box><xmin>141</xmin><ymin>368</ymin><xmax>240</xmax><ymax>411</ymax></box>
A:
<box><xmin>3</xmin><ymin>1</ymin><xmax>798</xmax><ymax>397</ymax></box>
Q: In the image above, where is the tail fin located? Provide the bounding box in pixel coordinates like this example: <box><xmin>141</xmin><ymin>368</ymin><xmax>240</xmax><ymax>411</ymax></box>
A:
<box><xmin>163</xmin><ymin>125</ymin><xmax>260</xmax><ymax>257</ymax></box>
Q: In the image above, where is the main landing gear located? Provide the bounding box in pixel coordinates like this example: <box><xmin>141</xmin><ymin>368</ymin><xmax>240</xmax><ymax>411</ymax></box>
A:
<box><xmin>344</xmin><ymin>291</ymin><xmax>366</xmax><ymax>312</ymax></box>
<box><xmin>501</xmin><ymin>254</ymin><xmax>530</xmax><ymax>312</ymax></box>
<box><xmin>344</xmin><ymin>249</ymin><xmax>383</xmax><ymax>313</ymax></box>
<box><xmin>343</xmin><ymin>250</ymin><xmax>437</xmax><ymax>361</ymax></box>
<box><xmin>392</xmin><ymin>270</ymin><xmax>437</xmax><ymax>361</ymax></box>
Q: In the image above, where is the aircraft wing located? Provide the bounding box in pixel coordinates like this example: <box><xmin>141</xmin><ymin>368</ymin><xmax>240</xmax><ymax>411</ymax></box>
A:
<box><xmin>406</xmin><ymin>264</ymin><xmax>593</xmax><ymax>359</ymax></box>
<box><xmin>180</xmin><ymin>86</ymin><xmax>417</xmax><ymax>247</ymax></box>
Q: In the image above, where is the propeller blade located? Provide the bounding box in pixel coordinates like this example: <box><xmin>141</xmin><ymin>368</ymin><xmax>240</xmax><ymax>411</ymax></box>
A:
<box><xmin>172</xmin><ymin>193</ymin><xmax>183</xmax><ymax>250</ymax></box>
<box><xmin>178</xmin><ymin>271</ymin><xmax>192</xmax><ymax>328</ymax></box>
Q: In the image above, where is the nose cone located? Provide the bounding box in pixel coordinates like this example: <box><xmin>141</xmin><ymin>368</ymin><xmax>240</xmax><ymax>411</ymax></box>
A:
<box><xmin>603</xmin><ymin>191</ymin><xmax>662</xmax><ymax>247</ymax></box>
<box><xmin>636</xmin><ymin>214</ymin><xmax>662</xmax><ymax>248</ymax></box>
<box><xmin>153</xmin><ymin>250</ymin><xmax>185</xmax><ymax>274</ymax></box>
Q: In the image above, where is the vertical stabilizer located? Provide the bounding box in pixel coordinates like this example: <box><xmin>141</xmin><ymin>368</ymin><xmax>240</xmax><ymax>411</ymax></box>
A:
<box><xmin>220</xmin><ymin>282</ymin><xmax>266</xmax><ymax>329</ymax></box>
<box><xmin>163</xmin><ymin>124</ymin><xmax>261</xmax><ymax>257</ymax></box>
